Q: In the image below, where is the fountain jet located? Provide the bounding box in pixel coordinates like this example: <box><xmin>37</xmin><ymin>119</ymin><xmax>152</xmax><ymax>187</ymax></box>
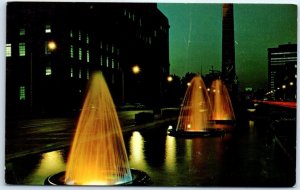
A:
<box><xmin>169</xmin><ymin>75</ymin><xmax>225</xmax><ymax>137</ymax></box>
<box><xmin>210</xmin><ymin>79</ymin><xmax>235</xmax><ymax>122</ymax></box>
<box><xmin>45</xmin><ymin>71</ymin><xmax>150</xmax><ymax>185</ymax></box>
<box><xmin>176</xmin><ymin>75</ymin><xmax>212</xmax><ymax>132</ymax></box>
<box><xmin>64</xmin><ymin>71</ymin><xmax>132</xmax><ymax>185</ymax></box>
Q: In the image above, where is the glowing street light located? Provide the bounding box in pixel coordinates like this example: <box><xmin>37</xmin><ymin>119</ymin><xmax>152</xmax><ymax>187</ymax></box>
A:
<box><xmin>167</xmin><ymin>76</ymin><xmax>173</xmax><ymax>82</ymax></box>
<box><xmin>48</xmin><ymin>41</ymin><xmax>57</xmax><ymax>51</ymax></box>
<box><xmin>282</xmin><ymin>84</ymin><xmax>286</xmax><ymax>89</ymax></box>
<box><xmin>132</xmin><ymin>65</ymin><xmax>140</xmax><ymax>74</ymax></box>
<box><xmin>290</xmin><ymin>82</ymin><xmax>294</xmax><ymax>86</ymax></box>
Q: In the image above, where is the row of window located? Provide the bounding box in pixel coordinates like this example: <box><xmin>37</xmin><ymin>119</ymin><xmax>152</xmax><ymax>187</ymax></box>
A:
<box><xmin>18</xmin><ymin>24</ymin><xmax>51</xmax><ymax>37</ymax></box>
<box><xmin>6</xmin><ymin>43</ymin><xmax>26</xmax><ymax>57</ymax></box>
<box><xmin>70</xmin><ymin>30</ymin><xmax>89</xmax><ymax>44</ymax></box>
<box><xmin>44</xmin><ymin>65</ymin><xmax>90</xmax><ymax>80</ymax></box>
<box><xmin>6</xmin><ymin>41</ymin><xmax>54</xmax><ymax>57</ymax></box>
<box><xmin>124</xmin><ymin>9</ymin><xmax>142</xmax><ymax>26</ymax></box>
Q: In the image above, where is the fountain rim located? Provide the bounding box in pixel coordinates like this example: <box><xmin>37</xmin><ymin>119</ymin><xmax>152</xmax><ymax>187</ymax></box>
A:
<box><xmin>44</xmin><ymin>168</ymin><xmax>151</xmax><ymax>186</ymax></box>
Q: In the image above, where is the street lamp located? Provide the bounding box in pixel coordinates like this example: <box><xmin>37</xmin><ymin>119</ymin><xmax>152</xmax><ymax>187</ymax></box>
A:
<box><xmin>167</xmin><ymin>76</ymin><xmax>173</xmax><ymax>82</ymax></box>
<box><xmin>132</xmin><ymin>65</ymin><xmax>140</xmax><ymax>74</ymax></box>
<box><xmin>48</xmin><ymin>41</ymin><xmax>57</xmax><ymax>51</ymax></box>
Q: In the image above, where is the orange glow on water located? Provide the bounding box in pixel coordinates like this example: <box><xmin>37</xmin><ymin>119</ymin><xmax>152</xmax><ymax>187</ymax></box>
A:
<box><xmin>176</xmin><ymin>75</ymin><xmax>212</xmax><ymax>131</ymax></box>
<box><xmin>65</xmin><ymin>71</ymin><xmax>132</xmax><ymax>185</ymax></box>
<box><xmin>210</xmin><ymin>79</ymin><xmax>235</xmax><ymax>121</ymax></box>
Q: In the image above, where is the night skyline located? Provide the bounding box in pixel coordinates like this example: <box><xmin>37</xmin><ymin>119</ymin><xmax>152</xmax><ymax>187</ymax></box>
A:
<box><xmin>157</xmin><ymin>3</ymin><xmax>297</xmax><ymax>90</ymax></box>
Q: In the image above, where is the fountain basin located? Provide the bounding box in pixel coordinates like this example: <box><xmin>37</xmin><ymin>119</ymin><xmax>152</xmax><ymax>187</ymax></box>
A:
<box><xmin>44</xmin><ymin>169</ymin><xmax>151</xmax><ymax>186</ymax></box>
<box><xmin>168</xmin><ymin>128</ymin><xmax>225</xmax><ymax>137</ymax></box>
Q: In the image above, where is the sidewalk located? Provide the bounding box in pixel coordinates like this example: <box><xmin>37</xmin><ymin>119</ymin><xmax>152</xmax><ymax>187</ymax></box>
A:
<box><xmin>5</xmin><ymin>113</ymin><xmax>176</xmax><ymax>161</ymax></box>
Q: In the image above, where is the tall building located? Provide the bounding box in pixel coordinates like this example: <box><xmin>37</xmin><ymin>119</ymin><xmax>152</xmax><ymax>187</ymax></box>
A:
<box><xmin>222</xmin><ymin>4</ymin><xmax>236</xmax><ymax>86</ymax></box>
<box><xmin>268</xmin><ymin>44</ymin><xmax>297</xmax><ymax>100</ymax></box>
<box><xmin>221</xmin><ymin>4</ymin><xmax>238</xmax><ymax>108</ymax></box>
<box><xmin>6</xmin><ymin>2</ymin><xmax>170</xmax><ymax>116</ymax></box>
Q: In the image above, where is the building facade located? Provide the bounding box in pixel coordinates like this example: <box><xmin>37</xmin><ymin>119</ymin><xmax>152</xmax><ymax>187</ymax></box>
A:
<box><xmin>6</xmin><ymin>2</ymin><xmax>170</xmax><ymax>117</ymax></box>
<box><xmin>267</xmin><ymin>44</ymin><xmax>297</xmax><ymax>100</ymax></box>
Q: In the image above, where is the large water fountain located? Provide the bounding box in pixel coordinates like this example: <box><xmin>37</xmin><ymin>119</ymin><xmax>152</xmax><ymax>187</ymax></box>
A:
<box><xmin>45</xmin><ymin>71</ymin><xmax>150</xmax><ymax>185</ymax></box>
<box><xmin>209</xmin><ymin>79</ymin><xmax>235</xmax><ymax>123</ymax></box>
<box><xmin>168</xmin><ymin>75</ymin><xmax>225</xmax><ymax>137</ymax></box>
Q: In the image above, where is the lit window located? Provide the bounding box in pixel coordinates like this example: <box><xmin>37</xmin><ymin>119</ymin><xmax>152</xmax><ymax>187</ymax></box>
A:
<box><xmin>124</xmin><ymin>9</ymin><xmax>127</xmax><ymax>16</ymax></box>
<box><xmin>106</xmin><ymin>57</ymin><xmax>109</xmax><ymax>67</ymax></box>
<box><xmin>112</xmin><ymin>58</ymin><xmax>115</xmax><ymax>69</ymax></box>
<box><xmin>79</xmin><ymin>48</ymin><xmax>82</xmax><ymax>60</ymax></box>
<box><xmin>45</xmin><ymin>66</ymin><xmax>52</xmax><ymax>76</ymax></box>
<box><xmin>132</xmin><ymin>13</ymin><xmax>135</xmax><ymax>21</ymax></box>
<box><xmin>100</xmin><ymin>55</ymin><xmax>103</xmax><ymax>66</ymax></box>
<box><xmin>139</xmin><ymin>18</ymin><xmax>142</xmax><ymax>26</ymax></box>
<box><xmin>19</xmin><ymin>28</ymin><xmax>25</xmax><ymax>36</ymax></box>
<box><xmin>70</xmin><ymin>67</ymin><xmax>73</xmax><ymax>78</ymax></box>
<box><xmin>106</xmin><ymin>44</ymin><xmax>109</xmax><ymax>52</ymax></box>
<box><xmin>116</xmin><ymin>61</ymin><xmax>119</xmax><ymax>69</ymax></box>
<box><xmin>78</xmin><ymin>30</ymin><xmax>81</xmax><ymax>41</ymax></box>
<box><xmin>19</xmin><ymin>43</ymin><xmax>26</xmax><ymax>56</ymax></box>
<box><xmin>79</xmin><ymin>69</ymin><xmax>82</xmax><ymax>79</ymax></box>
<box><xmin>45</xmin><ymin>25</ymin><xmax>51</xmax><ymax>33</ymax></box>
<box><xmin>70</xmin><ymin>45</ymin><xmax>74</xmax><ymax>58</ymax></box>
<box><xmin>100</xmin><ymin>41</ymin><xmax>103</xmax><ymax>49</ymax></box>
<box><xmin>86</xmin><ymin>34</ymin><xmax>89</xmax><ymax>44</ymax></box>
<box><xmin>45</xmin><ymin>41</ymin><xmax>51</xmax><ymax>55</ymax></box>
<box><xmin>112</xmin><ymin>45</ymin><xmax>114</xmax><ymax>53</ymax></box>
<box><xmin>19</xmin><ymin>86</ymin><xmax>25</xmax><ymax>101</ymax></box>
<box><xmin>87</xmin><ymin>69</ymin><xmax>90</xmax><ymax>80</ymax></box>
<box><xmin>6</xmin><ymin>44</ymin><xmax>12</xmax><ymax>57</ymax></box>
<box><xmin>70</xmin><ymin>30</ymin><xmax>73</xmax><ymax>38</ymax></box>
<box><xmin>87</xmin><ymin>50</ymin><xmax>90</xmax><ymax>62</ymax></box>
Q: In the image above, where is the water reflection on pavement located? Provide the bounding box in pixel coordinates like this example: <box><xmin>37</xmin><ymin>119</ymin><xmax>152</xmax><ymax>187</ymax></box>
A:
<box><xmin>5</xmin><ymin>122</ymin><xmax>295</xmax><ymax>186</ymax></box>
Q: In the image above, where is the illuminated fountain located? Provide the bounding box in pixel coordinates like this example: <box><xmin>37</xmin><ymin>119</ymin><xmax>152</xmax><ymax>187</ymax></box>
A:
<box><xmin>45</xmin><ymin>71</ymin><xmax>150</xmax><ymax>185</ymax></box>
<box><xmin>209</xmin><ymin>79</ymin><xmax>235</xmax><ymax>123</ymax></box>
<box><xmin>168</xmin><ymin>75</ymin><xmax>225</xmax><ymax>137</ymax></box>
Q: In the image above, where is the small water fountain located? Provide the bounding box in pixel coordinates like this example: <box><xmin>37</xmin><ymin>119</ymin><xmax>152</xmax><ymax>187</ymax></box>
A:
<box><xmin>45</xmin><ymin>71</ymin><xmax>150</xmax><ymax>185</ymax></box>
<box><xmin>168</xmin><ymin>75</ymin><xmax>225</xmax><ymax>137</ymax></box>
<box><xmin>209</xmin><ymin>79</ymin><xmax>235</xmax><ymax>123</ymax></box>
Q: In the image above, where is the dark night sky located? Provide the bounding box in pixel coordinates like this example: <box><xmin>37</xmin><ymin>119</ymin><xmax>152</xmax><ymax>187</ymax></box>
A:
<box><xmin>157</xmin><ymin>3</ymin><xmax>297</xmax><ymax>90</ymax></box>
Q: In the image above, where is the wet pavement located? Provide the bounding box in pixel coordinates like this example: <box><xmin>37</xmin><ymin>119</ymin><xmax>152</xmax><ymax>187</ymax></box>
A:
<box><xmin>5</xmin><ymin>108</ymin><xmax>296</xmax><ymax>187</ymax></box>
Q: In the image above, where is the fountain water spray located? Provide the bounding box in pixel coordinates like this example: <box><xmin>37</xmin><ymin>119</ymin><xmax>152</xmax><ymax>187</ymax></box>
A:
<box><xmin>169</xmin><ymin>75</ymin><xmax>225</xmax><ymax>137</ymax></box>
<box><xmin>176</xmin><ymin>75</ymin><xmax>212</xmax><ymax>131</ymax></box>
<box><xmin>210</xmin><ymin>79</ymin><xmax>235</xmax><ymax>122</ymax></box>
<box><xmin>45</xmin><ymin>71</ymin><xmax>150</xmax><ymax>185</ymax></box>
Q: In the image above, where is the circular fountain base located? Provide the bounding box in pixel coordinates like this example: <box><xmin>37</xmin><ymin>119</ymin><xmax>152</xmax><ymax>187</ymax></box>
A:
<box><xmin>44</xmin><ymin>169</ymin><xmax>151</xmax><ymax>186</ymax></box>
<box><xmin>168</xmin><ymin>128</ymin><xmax>225</xmax><ymax>137</ymax></box>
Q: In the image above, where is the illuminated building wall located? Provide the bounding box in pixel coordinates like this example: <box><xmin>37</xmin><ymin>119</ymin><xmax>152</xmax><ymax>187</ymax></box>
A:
<box><xmin>6</xmin><ymin>2</ymin><xmax>169</xmax><ymax>116</ymax></box>
<box><xmin>267</xmin><ymin>44</ymin><xmax>297</xmax><ymax>100</ymax></box>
